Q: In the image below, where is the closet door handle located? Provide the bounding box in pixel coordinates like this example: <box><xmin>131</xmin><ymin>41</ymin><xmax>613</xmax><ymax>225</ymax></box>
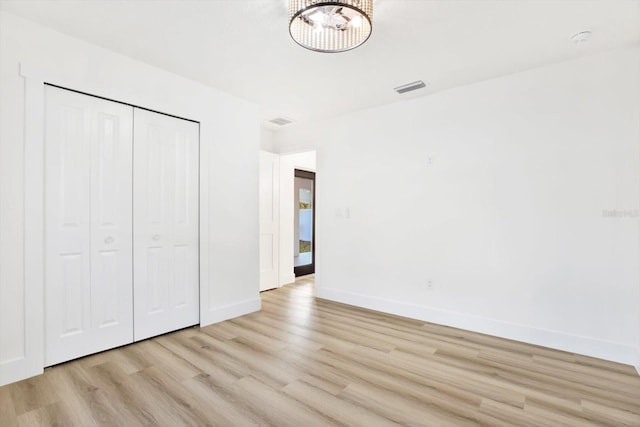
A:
<box><xmin>104</xmin><ymin>236</ymin><xmax>114</xmax><ymax>244</ymax></box>
<box><xmin>152</xmin><ymin>234</ymin><xmax>161</xmax><ymax>241</ymax></box>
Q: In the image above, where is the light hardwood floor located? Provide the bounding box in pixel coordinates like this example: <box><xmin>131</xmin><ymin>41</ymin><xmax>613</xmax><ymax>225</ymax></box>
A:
<box><xmin>1</xmin><ymin>275</ymin><xmax>639</xmax><ymax>426</ymax></box>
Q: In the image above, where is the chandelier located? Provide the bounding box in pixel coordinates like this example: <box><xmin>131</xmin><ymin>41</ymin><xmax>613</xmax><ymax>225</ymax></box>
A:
<box><xmin>289</xmin><ymin>1</ymin><xmax>373</xmax><ymax>53</ymax></box>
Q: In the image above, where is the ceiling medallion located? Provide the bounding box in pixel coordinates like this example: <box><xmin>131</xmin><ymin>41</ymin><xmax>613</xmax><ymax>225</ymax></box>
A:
<box><xmin>289</xmin><ymin>1</ymin><xmax>373</xmax><ymax>53</ymax></box>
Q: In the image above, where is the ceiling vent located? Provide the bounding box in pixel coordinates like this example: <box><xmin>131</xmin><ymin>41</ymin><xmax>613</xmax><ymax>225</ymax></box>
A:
<box><xmin>394</xmin><ymin>80</ymin><xmax>427</xmax><ymax>94</ymax></box>
<box><xmin>269</xmin><ymin>117</ymin><xmax>293</xmax><ymax>126</ymax></box>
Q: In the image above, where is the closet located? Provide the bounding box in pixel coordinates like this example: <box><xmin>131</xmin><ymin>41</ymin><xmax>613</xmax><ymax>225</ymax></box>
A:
<box><xmin>44</xmin><ymin>85</ymin><xmax>199</xmax><ymax>366</ymax></box>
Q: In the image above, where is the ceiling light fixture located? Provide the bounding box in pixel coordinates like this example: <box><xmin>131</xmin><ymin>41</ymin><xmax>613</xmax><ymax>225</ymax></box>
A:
<box><xmin>289</xmin><ymin>0</ymin><xmax>373</xmax><ymax>53</ymax></box>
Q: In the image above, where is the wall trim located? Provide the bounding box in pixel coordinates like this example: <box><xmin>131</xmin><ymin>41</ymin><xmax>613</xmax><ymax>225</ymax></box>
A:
<box><xmin>201</xmin><ymin>298</ymin><xmax>262</xmax><ymax>326</ymax></box>
<box><xmin>0</xmin><ymin>357</ymin><xmax>38</xmax><ymax>387</ymax></box>
<box><xmin>0</xmin><ymin>63</ymin><xmax>46</xmax><ymax>387</ymax></box>
<box><xmin>316</xmin><ymin>286</ymin><xmax>637</xmax><ymax>366</ymax></box>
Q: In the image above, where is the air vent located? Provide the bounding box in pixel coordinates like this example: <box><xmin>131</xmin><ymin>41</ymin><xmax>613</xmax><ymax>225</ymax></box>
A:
<box><xmin>394</xmin><ymin>80</ymin><xmax>427</xmax><ymax>94</ymax></box>
<box><xmin>269</xmin><ymin>117</ymin><xmax>293</xmax><ymax>126</ymax></box>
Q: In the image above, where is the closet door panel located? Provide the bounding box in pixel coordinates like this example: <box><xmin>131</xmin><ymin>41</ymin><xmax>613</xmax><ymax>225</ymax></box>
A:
<box><xmin>45</xmin><ymin>87</ymin><xmax>134</xmax><ymax>366</ymax></box>
<box><xmin>90</xmin><ymin>110</ymin><xmax>134</xmax><ymax>333</ymax></box>
<box><xmin>46</xmin><ymin>100</ymin><xmax>91</xmax><ymax>345</ymax></box>
<box><xmin>134</xmin><ymin>109</ymin><xmax>199</xmax><ymax>341</ymax></box>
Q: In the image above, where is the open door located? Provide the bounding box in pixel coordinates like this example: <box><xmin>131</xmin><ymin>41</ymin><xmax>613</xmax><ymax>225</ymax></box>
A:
<box><xmin>259</xmin><ymin>151</ymin><xmax>280</xmax><ymax>291</ymax></box>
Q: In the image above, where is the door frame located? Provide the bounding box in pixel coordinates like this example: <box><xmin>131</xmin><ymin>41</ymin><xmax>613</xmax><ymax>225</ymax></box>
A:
<box><xmin>294</xmin><ymin>169</ymin><xmax>315</xmax><ymax>277</ymax></box>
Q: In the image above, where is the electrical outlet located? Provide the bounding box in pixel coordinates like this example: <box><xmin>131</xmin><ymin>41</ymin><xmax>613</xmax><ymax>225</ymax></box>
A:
<box><xmin>426</xmin><ymin>280</ymin><xmax>434</xmax><ymax>290</ymax></box>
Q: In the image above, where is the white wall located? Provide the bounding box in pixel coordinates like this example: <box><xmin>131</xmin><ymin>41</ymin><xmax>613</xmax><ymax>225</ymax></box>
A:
<box><xmin>279</xmin><ymin>151</ymin><xmax>316</xmax><ymax>285</ymax></box>
<box><xmin>260</xmin><ymin>128</ymin><xmax>277</xmax><ymax>152</ymax></box>
<box><xmin>0</xmin><ymin>11</ymin><xmax>260</xmax><ymax>385</ymax></box>
<box><xmin>277</xmin><ymin>47</ymin><xmax>640</xmax><ymax>365</ymax></box>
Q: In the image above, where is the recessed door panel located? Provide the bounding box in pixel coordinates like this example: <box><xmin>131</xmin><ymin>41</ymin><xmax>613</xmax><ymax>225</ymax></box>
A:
<box><xmin>95</xmin><ymin>250</ymin><xmax>118</xmax><ymax>328</ymax></box>
<box><xmin>61</xmin><ymin>107</ymin><xmax>87</xmax><ymax>228</ymax></box>
<box><xmin>134</xmin><ymin>108</ymin><xmax>199</xmax><ymax>341</ymax></box>
<box><xmin>45</xmin><ymin>86</ymin><xmax>134</xmax><ymax>366</ymax></box>
<box><xmin>147</xmin><ymin>125</ymin><xmax>164</xmax><ymax>225</ymax></box>
<box><xmin>173</xmin><ymin>245</ymin><xmax>189</xmax><ymax>307</ymax></box>
<box><xmin>96</xmin><ymin>113</ymin><xmax>119</xmax><ymax>226</ymax></box>
<box><xmin>146</xmin><ymin>246</ymin><xmax>167</xmax><ymax>313</ymax></box>
<box><xmin>60</xmin><ymin>253</ymin><xmax>85</xmax><ymax>336</ymax></box>
<box><xmin>174</xmin><ymin>132</ymin><xmax>189</xmax><ymax>225</ymax></box>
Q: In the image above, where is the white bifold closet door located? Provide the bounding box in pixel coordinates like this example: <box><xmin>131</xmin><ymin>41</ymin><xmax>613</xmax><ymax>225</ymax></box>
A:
<box><xmin>133</xmin><ymin>108</ymin><xmax>199</xmax><ymax>341</ymax></box>
<box><xmin>45</xmin><ymin>86</ymin><xmax>134</xmax><ymax>366</ymax></box>
<box><xmin>45</xmin><ymin>87</ymin><xmax>200</xmax><ymax>366</ymax></box>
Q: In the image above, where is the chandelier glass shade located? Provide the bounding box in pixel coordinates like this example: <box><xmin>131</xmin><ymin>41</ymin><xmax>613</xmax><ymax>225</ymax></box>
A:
<box><xmin>289</xmin><ymin>1</ymin><xmax>373</xmax><ymax>53</ymax></box>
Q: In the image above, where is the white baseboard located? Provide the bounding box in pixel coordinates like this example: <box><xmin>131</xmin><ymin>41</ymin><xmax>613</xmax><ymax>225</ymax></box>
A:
<box><xmin>200</xmin><ymin>297</ymin><xmax>262</xmax><ymax>326</ymax></box>
<box><xmin>0</xmin><ymin>357</ymin><xmax>43</xmax><ymax>387</ymax></box>
<box><xmin>316</xmin><ymin>287</ymin><xmax>637</xmax><ymax>366</ymax></box>
<box><xmin>635</xmin><ymin>352</ymin><xmax>640</xmax><ymax>376</ymax></box>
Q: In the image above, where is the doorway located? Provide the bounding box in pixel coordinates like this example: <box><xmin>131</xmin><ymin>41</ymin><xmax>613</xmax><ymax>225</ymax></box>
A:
<box><xmin>294</xmin><ymin>169</ymin><xmax>315</xmax><ymax>277</ymax></box>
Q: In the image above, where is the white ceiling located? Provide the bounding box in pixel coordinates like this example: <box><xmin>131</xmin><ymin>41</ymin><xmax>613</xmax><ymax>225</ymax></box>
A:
<box><xmin>1</xmin><ymin>0</ymin><xmax>639</xmax><ymax>130</ymax></box>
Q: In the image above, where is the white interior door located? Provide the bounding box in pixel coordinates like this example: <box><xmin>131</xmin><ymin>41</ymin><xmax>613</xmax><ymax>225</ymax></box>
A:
<box><xmin>259</xmin><ymin>151</ymin><xmax>280</xmax><ymax>291</ymax></box>
<box><xmin>45</xmin><ymin>86</ymin><xmax>133</xmax><ymax>366</ymax></box>
<box><xmin>133</xmin><ymin>108</ymin><xmax>199</xmax><ymax>341</ymax></box>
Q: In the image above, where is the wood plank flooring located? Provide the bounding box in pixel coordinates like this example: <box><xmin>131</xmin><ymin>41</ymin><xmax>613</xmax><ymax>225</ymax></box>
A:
<box><xmin>1</xmin><ymin>275</ymin><xmax>639</xmax><ymax>426</ymax></box>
